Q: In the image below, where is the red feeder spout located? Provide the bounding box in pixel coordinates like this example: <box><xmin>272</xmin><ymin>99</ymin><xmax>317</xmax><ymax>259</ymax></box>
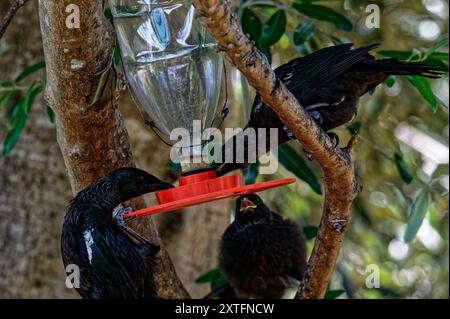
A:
<box><xmin>121</xmin><ymin>171</ymin><xmax>295</xmax><ymax>220</ymax></box>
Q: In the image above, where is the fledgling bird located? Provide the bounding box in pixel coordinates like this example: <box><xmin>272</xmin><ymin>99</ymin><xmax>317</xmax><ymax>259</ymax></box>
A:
<box><xmin>207</xmin><ymin>194</ymin><xmax>307</xmax><ymax>299</ymax></box>
<box><xmin>61</xmin><ymin>167</ymin><xmax>173</xmax><ymax>299</ymax></box>
<box><xmin>215</xmin><ymin>43</ymin><xmax>444</xmax><ymax>176</ymax></box>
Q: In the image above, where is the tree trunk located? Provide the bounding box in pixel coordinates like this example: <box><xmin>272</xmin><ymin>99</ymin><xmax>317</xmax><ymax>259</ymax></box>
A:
<box><xmin>0</xmin><ymin>0</ymin><xmax>76</xmax><ymax>298</ymax></box>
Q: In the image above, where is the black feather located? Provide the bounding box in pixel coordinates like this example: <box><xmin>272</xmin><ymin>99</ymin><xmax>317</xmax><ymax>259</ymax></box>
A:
<box><xmin>212</xmin><ymin>194</ymin><xmax>307</xmax><ymax>299</ymax></box>
<box><xmin>61</xmin><ymin>167</ymin><xmax>172</xmax><ymax>299</ymax></box>
<box><xmin>215</xmin><ymin>44</ymin><xmax>444</xmax><ymax>176</ymax></box>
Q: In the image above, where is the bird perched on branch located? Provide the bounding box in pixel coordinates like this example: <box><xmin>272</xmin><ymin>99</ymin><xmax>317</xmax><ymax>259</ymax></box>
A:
<box><xmin>215</xmin><ymin>43</ymin><xmax>444</xmax><ymax>176</ymax></box>
<box><xmin>61</xmin><ymin>167</ymin><xmax>173</xmax><ymax>299</ymax></box>
<box><xmin>206</xmin><ymin>194</ymin><xmax>307</xmax><ymax>299</ymax></box>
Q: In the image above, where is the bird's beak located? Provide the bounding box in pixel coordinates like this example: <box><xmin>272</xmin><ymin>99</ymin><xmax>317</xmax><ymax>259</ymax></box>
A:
<box><xmin>240</xmin><ymin>198</ymin><xmax>257</xmax><ymax>212</ymax></box>
<box><xmin>157</xmin><ymin>181</ymin><xmax>174</xmax><ymax>191</ymax></box>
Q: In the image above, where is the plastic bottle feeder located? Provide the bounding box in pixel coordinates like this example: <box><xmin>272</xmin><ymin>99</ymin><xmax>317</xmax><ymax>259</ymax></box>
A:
<box><xmin>109</xmin><ymin>0</ymin><xmax>295</xmax><ymax>218</ymax></box>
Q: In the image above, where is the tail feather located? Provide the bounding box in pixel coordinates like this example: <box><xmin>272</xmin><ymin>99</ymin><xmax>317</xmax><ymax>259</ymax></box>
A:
<box><xmin>353</xmin><ymin>58</ymin><xmax>444</xmax><ymax>78</ymax></box>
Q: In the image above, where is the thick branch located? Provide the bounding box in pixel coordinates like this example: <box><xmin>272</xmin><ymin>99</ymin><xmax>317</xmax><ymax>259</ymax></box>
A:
<box><xmin>38</xmin><ymin>0</ymin><xmax>189</xmax><ymax>298</ymax></box>
<box><xmin>193</xmin><ymin>0</ymin><xmax>359</xmax><ymax>298</ymax></box>
<box><xmin>0</xmin><ymin>0</ymin><xmax>30</xmax><ymax>39</ymax></box>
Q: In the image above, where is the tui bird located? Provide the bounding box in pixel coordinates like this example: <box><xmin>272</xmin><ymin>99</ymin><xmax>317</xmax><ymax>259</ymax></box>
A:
<box><xmin>215</xmin><ymin>43</ymin><xmax>443</xmax><ymax>176</ymax></box>
<box><xmin>206</xmin><ymin>194</ymin><xmax>307</xmax><ymax>299</ymax></box>
<box><xmin>61</xmin><ymin>167</ymin><xmax>173</xmax><ymax>299</ymax></box>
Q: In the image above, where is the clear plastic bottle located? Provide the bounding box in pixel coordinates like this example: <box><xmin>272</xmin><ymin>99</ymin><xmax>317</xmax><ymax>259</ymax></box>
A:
<box><xmin>109</xmin><ymin>0</ymin><xmax>223</xmax><ymax>172</ymax></box>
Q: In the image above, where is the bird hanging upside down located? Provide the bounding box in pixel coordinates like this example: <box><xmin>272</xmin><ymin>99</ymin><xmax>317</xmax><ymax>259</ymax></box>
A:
<box><xmin>61</xmin><ymin>167</ymin><xmax>173</xmax><ymax>299</ymax></box>
<box><xmin>205</xmin><ymin>194</ymin><xmax>307</xmax><ymax>299</ymax></box>
<box><xmin>215</xmin><ymin>43</ymin><xmax>444</xmax><ymax>176</ymax></box>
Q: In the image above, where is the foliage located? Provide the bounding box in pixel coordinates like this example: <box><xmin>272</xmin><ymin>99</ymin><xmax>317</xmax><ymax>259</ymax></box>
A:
<box><xmin>195</xmin><ymin>268</ymin><xmax>226</xmax><ymax>290</ymax></box>
<box><xmin>0</xmin><ymin>61</ymin><xmax>47</xmax><ymax>157</ymax></box>
<box><xmin>230</xmin><ymin>0</ymin><xmax>449</xmax><ymax>299</ymax></box>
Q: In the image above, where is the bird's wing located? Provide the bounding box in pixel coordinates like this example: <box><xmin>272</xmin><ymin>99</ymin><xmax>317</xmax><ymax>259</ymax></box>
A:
<box><xmin>87</xmin><ymin>231</ymin><xmax>140</xmax><ymax>299</ymax></box>
<box><xmin>275</xmin><ymin>44</ymin><xmax>379</xmax><ymax>94</ymax></box>
<box><xmin>61</xmin><ymin>212</ymin><xmax>94</xmax><ymax>299</ymax></box>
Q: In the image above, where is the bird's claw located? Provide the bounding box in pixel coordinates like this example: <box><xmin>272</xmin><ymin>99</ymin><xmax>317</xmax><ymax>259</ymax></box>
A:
<box><xmin>283</xmin><ymin>126</ymin><xmax>295</xmax><ymax>140</ymax></box>
<box><xmin>354</xmin><ymin>181</ymin><xmax>363</xmax><ymax>193</ymax></box>
<box><xmin>114</xmin><ymin>207</ymin><xmax>149</xmax><ymax>245</ymax></box>
<box><xmin>308</xmin><ymin>111</ymin><xmax>323</xmax><ymax>126</ymax></box>
<box><xmin>327</xmin><ymin>132</ymin><xmax>340</xmax><ymax>148</ymax></box>
<box><xmin>114</xmin><ymin>207</ymin><xmax>134</xmax><ymax>225</ymax></box>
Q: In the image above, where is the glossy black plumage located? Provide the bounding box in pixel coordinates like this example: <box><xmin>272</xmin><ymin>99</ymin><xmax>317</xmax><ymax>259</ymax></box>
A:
<box><xmin>208</xmin><ymin>194</ymin><xmax>307</xmax><ymax>299</ymax></box>
<box><xmin>61</xmin><ymin>167</ymin><xmax>173</xmax><ymax>299</ymax></box>
<box><xmin>215</xmin><ymin>43</ymin><xmax>443</xmax><ymax>176</ymax></box>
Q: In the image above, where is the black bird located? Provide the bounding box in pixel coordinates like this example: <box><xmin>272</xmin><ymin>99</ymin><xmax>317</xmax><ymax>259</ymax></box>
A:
<box><xmin>61</xmin><ymin>167</ymin><xmax>173</xmax><ymax>299</ymax></box>
<box><xmin>215</xmin><ymin>43</ymin><xmax>443</xmax><ymax>175</ymax></box>
<box><xmin>206</xmin><ymin>194</ymin><xmax>307</xmax><ymax>299</ymax></box>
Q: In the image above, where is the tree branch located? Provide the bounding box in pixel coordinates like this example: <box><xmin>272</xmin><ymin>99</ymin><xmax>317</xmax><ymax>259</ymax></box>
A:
<box><xmin>38</xmin><ymin>0</ymin><xmax>189</xmax><ymax>298</ymax></box>
<box><xmin>192</xmin><ymin>0</ymin><xmax>360</xmax><ymax>298</ymax></box>
<box><xmin>0</xmin><ymin>0</ymin><xmax>30</xmax><ymax>39</ymax></box>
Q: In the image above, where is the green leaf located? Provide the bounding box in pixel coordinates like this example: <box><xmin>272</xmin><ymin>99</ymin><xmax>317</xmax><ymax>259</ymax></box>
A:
<box><xmin>404</xmin><ymin>190</ymin><xmax>430</xmax><ymax>243</ymax></box>
<box><xmin>293</xmin><ymin>20</ymin><xmax>315</xmax><ymax>45</ymax></box>
<box><xmin>114</xmin><ymin>5</ymin><xmax>139</xmax><ymax>15</ymax></box>
<box><xmin>385</xmin><ymin>75</ymin><xmax>396</xmax><ymax>88</ymax></box>
<box><xmin>407</xmin><ymin>76</ymin><xmax>438</xmax><ymax>112</ymax></box>
<box><xmin>259</xmin><ymin>9</ymin><xmax>287</xmax><ymax>47</ymax></box>
<box><xmin>22</xmin><ymin>83</ymin><xmax>44</xmax><ymax>114</ymax></box>
<box><xmin>260</xmin><ymin>46</ymin><xmax>272</xmax><ymax>64</ymax></box>
<box><xmin>346</xmin><ymin>122</ymin><xmax>361</xmax><ymax>134</ymax></box>
<box><xmin>14</xmin><ymin>61</ymin><xmax>45</xmax><ymax>83</ymax></box>
<box><xmin>113</xmin><ymin>47</ymin><xmax>122</xmax><ymax>66</ymax></box>
<box><xmin>324</xmin><ymin>289</ymin><xmax>345</xmax><ymax>299</ymax></box>
<box><xmin>242</xmin><ymin>8</ymin><xmax>263</xmax><ymax>43</ymax></box>
<box><xmin>3</xmin><ymin>108</ymin><xmax>29</xmax><ymax>158</ymax></box>
<box><xmin>377</xmin><ymin>50</ymin><xmax>417</xmax><ymax>60</ymax></box>
<box><xmin>195</xmin><ymin>268</ymin><xmax>221</xmax><ymax>284</ymax></box>
<box><xmin>243</xmin><ymin>162</ymin><xmax>260</xmax><ymax>184</ymax></box>
<box><xmin>195</xmin><ymin>268</ymin><xmax>225</xmax><ymax>289</ymax></box>
<box><xmin>303</xmin><ymin>225</ymin><xmax>318</xmax><ymax>240</ymax></box>
<box><xmin>425</xmin><ymin>38</ymin><xmax>449</xmax><ymax>57</ymax></box>
<box><xmin>428</xmin><ymin>52</ymin><xmax>449</xmax><ymax>62</ymax></box>
<box><xmin>47</xmin><ymin>107</ymin><xmax>55</xmax><ymax>124</ymax></box>
<box><xmin>104</xmin><ymin>8</ymin><xmax>113</xmax><ymax>21</ymax></box>
<box><xmin>0</xmin><ymin>91</ymin><xmax>13</xmax><ymax>107</ymax></box>
<box><xmin>394</xmin><ymin>153</ymin><xmax>413</xmax><ymax>184</ymax></box>
<box><xmin>0</xmin><ymin>80</ymin><xmax>13</xmax><ymax>88</ymax></box>
<box><xmin>292</xmin><ymin>3</ymin><xmax>352</xmax><ymax>31</ymax></box>
<box><xmin>211</xmin><ymin>272</ymin><xmax>225</xmax><ymax>290</ymax></box>
<box><xmin>278</xmin><ymin>144</ymin><xmax>322</xmax><ymax>195</ymax></box>
<box><xmin>377</xmin><ymin>50</ymin><xmax>449</xmax><ymax>71</ymax></box>
<box><xmin>168</xmin><ymin>161</ymin><xmax>181</xmax><ymax>171</ymax></box>
<box><xmin>9</xmin><ymin>100</ymin><xmax>25</xmax><ymax>125</ymax></box>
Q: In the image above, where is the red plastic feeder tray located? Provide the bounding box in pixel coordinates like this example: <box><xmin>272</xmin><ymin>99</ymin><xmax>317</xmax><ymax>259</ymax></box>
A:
<box><xmin>123</xmin><ymin>171</ymin><xmax>295</xmax><ymax>219</ymax></box>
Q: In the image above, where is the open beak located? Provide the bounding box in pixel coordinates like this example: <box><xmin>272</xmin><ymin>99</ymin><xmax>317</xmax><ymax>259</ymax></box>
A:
<box><xmin>240</xmin><ymin>198</ymin><xmax>257</xmax><ymax>212</ymax></box>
